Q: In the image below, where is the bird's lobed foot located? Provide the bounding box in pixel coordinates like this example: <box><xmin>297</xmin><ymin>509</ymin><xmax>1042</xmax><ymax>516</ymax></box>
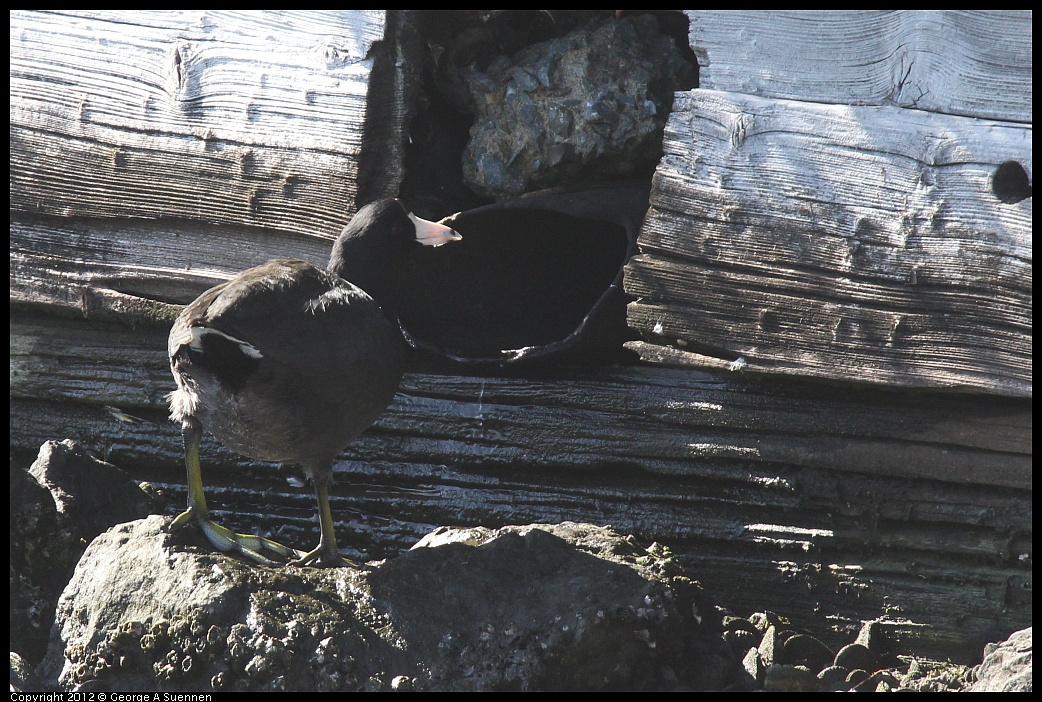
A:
<box><xmin>290</xmin><ymin>545</ymin><xmax>361</xmax><ymax>569</ymax></box>
<box><xmin>168</xmin><ymin>508</ymin><xmax>301</xmax><ymax>566</ymax></box>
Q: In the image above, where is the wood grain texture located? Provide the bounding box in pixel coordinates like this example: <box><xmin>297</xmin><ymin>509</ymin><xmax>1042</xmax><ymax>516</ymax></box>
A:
<box><xmin>686</xmin><ymin>10</ymin><xmax>1032</xmax><ymax>123</ymax></box>
<box><xmin>10</xmin><ymin>212</ymin><xmax>332</xmax><ymax>326</ymax></box>
<box><xmin>13</xmin><ymin>312</ymin><xmax>1032</xmax><ymax>483</ymax></box>
<box><xmin>10</xmin><ymin>10</ymin><xmax>390</xmax><ymax>236</ymax></box>
<box><xmin>627</xmin><ymin>89</ymin><xmax>1032</xmax><ymax>396</ymax></box>
<box><xmin>8</xmin><ymin>10</ymin><xmax>1032</xmax><ymax>664</ymax></box>
<box><xmin>10</xmin><ymin>308</ymin><xmax>1031</xmax><ymax>662</ymax></box>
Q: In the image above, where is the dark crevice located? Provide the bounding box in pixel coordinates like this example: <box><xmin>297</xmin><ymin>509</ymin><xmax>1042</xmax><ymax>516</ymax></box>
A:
<box><xmin>386</xmin><ymin>11</ymin><xmax>698</xmax><ymax>369</ymax></box>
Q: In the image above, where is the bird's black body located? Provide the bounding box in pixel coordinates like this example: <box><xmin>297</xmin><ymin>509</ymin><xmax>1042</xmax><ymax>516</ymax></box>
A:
<box><xmin>167</xmin><ymin>200</ymin><xmax>459</xmax><ymax>567</ymax></box>
<box><xmin>169</xmin><ymin>261</ymin><xmax>403</xmax><ymax>470</ymax></box>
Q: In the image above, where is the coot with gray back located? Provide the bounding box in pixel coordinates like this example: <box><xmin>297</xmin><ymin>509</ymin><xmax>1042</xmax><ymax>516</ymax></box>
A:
<box><xmin>167</xmin><ymin>199</ymin><xmax>460</xmax><ymax>567</ymax></box>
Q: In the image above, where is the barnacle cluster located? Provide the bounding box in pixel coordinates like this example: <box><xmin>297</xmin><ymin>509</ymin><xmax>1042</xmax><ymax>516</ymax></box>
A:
<box><xmin>59</xmin><ymin>611</ymin><xmax>367</xmax><ymax>691</ymax></box>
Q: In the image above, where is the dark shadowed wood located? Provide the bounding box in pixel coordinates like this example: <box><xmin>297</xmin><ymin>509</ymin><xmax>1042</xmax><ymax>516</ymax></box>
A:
<box><xmin>10</xmin><ymin>304</ymin><xmax>1031</xmax><ymax>663</ymax></box>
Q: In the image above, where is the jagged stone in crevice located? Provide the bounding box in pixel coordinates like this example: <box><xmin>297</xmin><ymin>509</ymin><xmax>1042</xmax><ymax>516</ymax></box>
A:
<box><xmin>460</xmin><ymin>14</ymin><xmax>696</xmax><ymax>199</ymax></box>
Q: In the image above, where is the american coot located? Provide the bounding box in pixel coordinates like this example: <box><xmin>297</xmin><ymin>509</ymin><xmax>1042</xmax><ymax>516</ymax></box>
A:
<box><xmin>167</xmin><ymin>199</ymin><xmax>461</xmax><ymax>567</ymax></box>
<box><xmin>393</xmin><ymin>184</ymin><xmax>648</xmax><ymax>366</ymax></box>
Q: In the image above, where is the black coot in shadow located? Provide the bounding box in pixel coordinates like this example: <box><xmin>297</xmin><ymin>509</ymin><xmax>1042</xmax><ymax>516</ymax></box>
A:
<box><xmin>167</xmin><ymin>200</ymin><xmax>460</xmax><ymax>567</ymax></box>
<box><xmin>397</xmin><ymin>184</ymin><xmax>650</xmax><ymax>367</ymax></box>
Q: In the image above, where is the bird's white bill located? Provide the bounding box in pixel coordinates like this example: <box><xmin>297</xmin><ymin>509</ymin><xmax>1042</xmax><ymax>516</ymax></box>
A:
<box><xmin>410</xmin><ymin>212</ymin><xmax>462</xmax><ymax>247</ymax></box>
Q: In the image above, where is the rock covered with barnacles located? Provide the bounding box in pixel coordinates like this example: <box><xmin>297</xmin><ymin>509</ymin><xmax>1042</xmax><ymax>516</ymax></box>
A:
<box><xmin>37</xmin><ymin>518</ymin><xmax>718</xmax><ymax>691</ymax></box>
<box><xmin>11</xmin><ymin>440</ymin><xmax>158</xmax><ymax>664</ymax></box>
<box><xmin>966</xmin><ymin>627</ymin><xmax>1032</xmax><ymax>692</ymax></box>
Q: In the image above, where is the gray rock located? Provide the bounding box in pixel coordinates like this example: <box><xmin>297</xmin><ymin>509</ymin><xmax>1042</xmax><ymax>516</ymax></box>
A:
<box><xmin>10</xmin><ymin>651</ymin><xmax>42</xmax><ymax>692</ymax></box>
<box><xmin>10</xmin><ymin>459</ymin><xmax>63</xmax><ymax>665</ymax></box>
<box><xmin>738</xmin><ymin>646</ymin><xmax>763</xmax><ymax>689</ymax></box>
<box><xmin>29</xmin><ymin>439</ymin><xmax>157</xmax><ymax>540</ymax></box>
<box><xmin>780</xmin><ymin>633</ymin><xmax>833</xmax><ymax>671</ymax></box>
<box><xmin>11</xmin><ymin>440</ymin><xmax>157</xmax><ymax>665</ymax></box>
<box><xmin>461</xmin><ymin>15</ymin><xmax>695</xmax><ymax>198</ymax></box>
<box><xmin>39</xmin><ymin>517</ymin><xmax>715</xmax><ymax>691</ymax></box>
<box><xmin>816</xmin><ymin>664</ymin><xmax>849</xmax><ymax>690</ymax></box>
<box><xmin>833</xmin><ymin>642</ymin><xmax>878</xmax><ymax>674</ymax></box>
<box><xmin>763</xmin><ymin>663</ymin><xmax>823</xmax><ymax>692</ymax></box>
<box><xmin>967</xmin><ymin>627</ymin><xmax>1032</xmax><ymax>692</ymax></box>
<box><xmin>757</xmin><ymin>624</ymin><xmax>779</xmax><ymax>668</ymax></box>
<box><xmin>853</xmin><ymin>617</ymin><xmax>890</xmax><ymax>659</ymax></box>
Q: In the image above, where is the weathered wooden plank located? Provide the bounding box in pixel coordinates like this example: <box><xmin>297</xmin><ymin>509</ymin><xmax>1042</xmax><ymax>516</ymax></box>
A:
<box><xmin>15</xmin><ymin>431</ymin><xmax>1035</xmax><ymax>667</ymax></box>
<box><xmin>627</xmin><ymin>89</ymin><xmax>1032</xmax><ymax>396</ymax></box>
<box><xmin>9</xmin><ymin>308</ymin><xmax>1031</xmax><ymax>661</ymax></box>
<box><xmin>10</xmin><ymin>212</ymin><xmax>332</xmax><ymax>325</ymax></box>
<box><xmin>8</xmin><ymin>10</ymin><xmax>1032</xmax><ymax>666</ymax></box>
<box><xmin>686</xmin><ymin>10</ymin><xmax>1032</xmax><ymax>123</ymax></box>
<box><xmin>9</xmin><ymin>10</ymin><xmax>393</xmax><ymax>236</ymax></box>
<box><xmin>11</xmin><ymin>311</ymin><xmax>1031</xmax><ymax>486</ymax></box>
<box><xmin>11</xmin><ymin>306</ymin><xmax>1032</xmax><ymax>555</ymax></box>
<box><xmin>12</xmin><ymin>392</ymin><xmax>1027</xmax><ymax>664</ymax></box>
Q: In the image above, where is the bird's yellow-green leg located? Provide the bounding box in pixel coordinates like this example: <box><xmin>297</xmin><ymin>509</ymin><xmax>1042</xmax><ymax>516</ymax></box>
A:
<box><xmin>168</xmin><ymin>418</ymin><xmax>301</xmax><ymax>566</ymax></box>
<box><xmin>291</xmin><ymin>473</ymin><xmax>357</xmax><ymax>568</ymax></box>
